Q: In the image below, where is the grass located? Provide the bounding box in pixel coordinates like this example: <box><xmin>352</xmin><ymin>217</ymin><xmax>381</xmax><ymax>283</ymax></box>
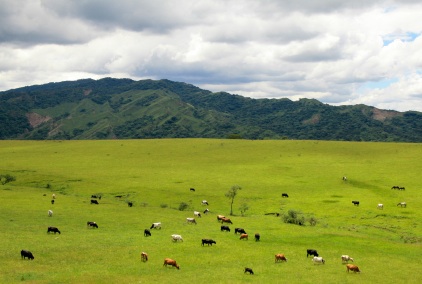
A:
<box><xmin>0</xmin><ymin>139</ymin><xmax>421</xmax><ymax>283</ymax></box>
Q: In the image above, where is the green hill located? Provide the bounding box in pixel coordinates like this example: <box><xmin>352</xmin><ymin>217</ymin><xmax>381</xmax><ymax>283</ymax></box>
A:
<box><xmin>1</xmin><ymin>78</ymin><xmax>422</xmax><ymax>141</ymax></box>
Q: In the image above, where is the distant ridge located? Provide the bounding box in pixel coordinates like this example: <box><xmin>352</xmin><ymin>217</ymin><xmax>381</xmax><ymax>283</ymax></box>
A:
<box><xmin>1</xmin><ymin>78</ymin><xmax>421</xmax><ymax>141</ymax></box>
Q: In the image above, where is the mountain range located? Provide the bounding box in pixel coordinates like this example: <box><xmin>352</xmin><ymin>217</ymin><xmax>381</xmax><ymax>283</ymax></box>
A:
<box><xmin>1</xmin><ymin>77</ymin><xmax>421</xmax><ymax>141</ymax></box>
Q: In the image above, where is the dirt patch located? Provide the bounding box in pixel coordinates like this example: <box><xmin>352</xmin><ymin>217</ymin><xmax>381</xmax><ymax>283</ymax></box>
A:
<box><xmin>26</xmin><ymin>112</ymin><xmax>51</xmax><ymax>128</ymax></box>
<box><xmin>372</xmin><ymin>108</ymin><xmax>402</xmax><ymax>122</ymax></box>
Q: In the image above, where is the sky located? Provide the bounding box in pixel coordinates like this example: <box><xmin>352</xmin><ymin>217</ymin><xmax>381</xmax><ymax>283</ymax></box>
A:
<box><xmin>1</xmin><ymin>0</ymin><xmax>422</xmax><ymax>112</ymax></box>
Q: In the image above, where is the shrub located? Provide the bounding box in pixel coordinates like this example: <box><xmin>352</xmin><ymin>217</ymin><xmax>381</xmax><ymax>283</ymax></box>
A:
<box><xmin>160</xmin><ymin>203</ymin><xmax>168</xmax><ymax>208</ymax></box>
<box><xmin>283</xmin><ymin>209</ymin><xmax>305</xmax><ymax>226</ymax></box>
<box><xmin>178</xmin><ymin>202</ymin><xmax>189</xmax><ymax>211</ymax></box>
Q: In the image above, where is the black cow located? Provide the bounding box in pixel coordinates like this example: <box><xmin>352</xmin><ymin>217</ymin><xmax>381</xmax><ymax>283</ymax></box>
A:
<box><xmin>282</xmin><ymin>193</ymin><xmax>289</xmax><ymax>198</ymax></box>
<box><xmin>21</xmin><ymin>250</ymin><xmax>34</xmax><ymax>260</ymax></box>
<box><xmin>307</xmin><ymin>249</ymin><xmax>319</xmax><ymax>257</ymax></box>
<box><xmin>221</xmin><ymin>225</ymin><xmax>230</xmax><ymax>232</ymax></box>
<box><xmin>144</xmin><ymin>229</ymin><xmax>151</xmax><ymax>237</ymax></box>
<box><xmin>51</xmin><ymin>199</ymin><xmax>54</xmax><ymax>204</ymax></box>
<box><xmin>91</xmin><ymin>195</ymin><xmax>102</xmax><ymax>199</ymax></box>
<box><xmin>128</xmin><ymin>202</ymin><xmax>133</xmax><ymax>207</ymax></box>
<box><xmin>203</xmin><ymin>208</ymin><xmax>210</xmax><ymax>214</ymax></box>
<box><xmin>87</xmin><ymin>221</ymin><xmax>98</xmax><ymax>228</ymax></box>
<box><xmin>255</xmin><ymin>233</ymin><xmax>260</xmax><ymax>241</ymax></box>
<box><xmin>352</xmin><ymin>201</ymin><xmax>359</xmax><ymax>206</ymax></box>
<box><xmin>234</xmin><ymin>228</ymin><xmax>246</xmax><ymax>235</ymax></box>
<box><xmin>244</xmin><ymin>267</ymin><xmax>254</xmax><ymax>274</ymax></box>
<box><xmin>91</xmin><ymin>199</ymin><xmax>99</xmax><ymax>204</ymax></box>
<box><xmin>201</xmin><ymin>239</ymin><xmax>217</xmax><ymax>246</ymax></box>
<box><xmin>47</xmin><ymin>226</ymin><xmax>61</xmax><ymax>234</ymax></box>
<box><xmin>190</xmin><ymin>188</ymin><xmax>195</xmax><ymax>192</ymax></box>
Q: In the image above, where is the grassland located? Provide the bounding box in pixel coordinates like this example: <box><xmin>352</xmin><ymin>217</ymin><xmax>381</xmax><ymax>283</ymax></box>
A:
<box><xmin>0</xmin><ymin>139</ymin><xmax>421</xmax><ymax>284</ymax></box>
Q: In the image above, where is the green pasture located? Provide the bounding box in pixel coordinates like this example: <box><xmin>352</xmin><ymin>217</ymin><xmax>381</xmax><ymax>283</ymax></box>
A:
<box><xmin>0</xmin><ymin>139</ymin><xmax>421</xmax><ymax>283</ymax></box>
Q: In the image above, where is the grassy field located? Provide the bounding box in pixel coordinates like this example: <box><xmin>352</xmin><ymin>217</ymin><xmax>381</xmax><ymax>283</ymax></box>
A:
<box><xmin>0</xmin><ymin>139</ymin><xmax>421</xmax><ymax>284</ymax></box>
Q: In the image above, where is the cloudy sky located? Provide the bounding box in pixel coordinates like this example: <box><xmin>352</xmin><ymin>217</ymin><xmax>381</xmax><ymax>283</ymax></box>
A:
<box><xmin>1</xmin><ymin>0</ymin><xmax>422</xmax><ymax>112</ymax></box>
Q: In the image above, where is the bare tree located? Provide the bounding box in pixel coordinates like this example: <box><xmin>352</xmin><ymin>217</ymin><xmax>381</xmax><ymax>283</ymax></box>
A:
<box><xmin>225</xmin><ymin>185</ymin><xmax>242</xmax><ymax>215</ymax></box>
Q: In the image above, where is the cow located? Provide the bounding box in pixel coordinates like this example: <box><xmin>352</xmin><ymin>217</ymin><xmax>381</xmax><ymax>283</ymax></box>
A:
<box><xmin>397</xmin><ymin>202</ymin><xmax>407</xmax><ymax>207</ymax></box>
<box><xmin>255</xmin><ymin>233</ymin><xmax>260</xmax><ymax>241</ymax></box>
<box><xmin>343</xmin><ymin>176</ymin><xmax>347</xmax><ymax>181</ymax></box>
<box><xmin>47</xmin><ymin>226</ymin><xmax>60</xmax><ymax>234</ymax></box>
<box><xmin>240</xmin><ymin>233</ymin><xmax>248</xmax><ymax>240</ymax></box>
<box><xmin>144</xmin><ymin>229</ymin><xmax>151</xmax><ymax>237</ymax></box>
<box><xmin>150</xmin><ymin>222</ymin><xmax>161</xmax><ymax>229</ymax></box>
<box><xmin>52</xmin><ymin>194</ymin><xmax>56</xmax><ymax>199</ymax></box>
<box><xmin>141</xmin><ymin>252</ymin><xmax>148</xmax><ymax>262</ymax></box>
<box><xmin>201</xmin><ymin>239</ymin><xmax>216</xmax><ymax>246</ymax></box>
<box><xmin>194</xmin><ymin>211</ymin><xmax>201</xmax><ymax>218</ymax></box>
<box><xmin>48</xmin><ymin>210</ymin><xmax>53</xmax><ymax>217</ymax></box>
<box><xmin>282</xmin><ymin>193</ymin><xmax>289</xmax><ymax>198</ymax></box>
<box><xmin>91</xmin><ymin>199</ymin><xmax>99</xmax><ymax>204</ymax></box>
<box><xmin>51</xmin><ymin>199</ymin><xmax>54</xmax><ymax>204</ymax></box>
<box><xmin>91</xmin><ymin>194</ymin><xmax>101</xmax><ymax>199</ymax></box>
<box><xmin>87</xmin><ymin>221</ymin><xmax>98</xmax><ymax>228</ymax></box>
<box><xmin>201</xmin><ymin>200</ymin><xmax>209</xmax><ymax>205</ymax></box>
<box><xmin>399</xmin><ymin>187</ymin><xmax>405</xmax><ymax>190</ymax></box>
<box><xmin>221</xmin><ymin>217</ymin><xmax>233</xmax><ymax>224</ymax></box>
<box><xmin>307</xmin><ymin>249</ymin><xmax>319</xmax><ymax>257</ymax></box>
<box><xmin>163</xmin><ymin>258</ymin><xmax>179</xmax><ymax>269</ymax></box>
<box><xmin>377</xmin><ymin>204</ymin><xmax>384</xmax><ymax>210</ymax></box>
<box><xmin>203</xmin><ymin>208</ymin><xmax>210</xmax><ymax>214</ymax></box>
<box><xmin>221</xmin><ymin>225</ymin><xmax>230</xmax><ymax>232</ymax></box>
<box><xmin>312</xmin><ymin>256</ymin><xmax>325</xmax><ymax>264</ymax></box>
<box><xmin>186</xmin><ymin>217</ymin><xmax>197</xmax><ymax>225</ymax></box>
<box><xmin>21</xmin><ymin>250</ymin><xmax>34</xmax><ymax>260</ymax></box>
<box><xmin>217</xmin><ymin>215</ymin><xmax>226</xmax><ymax>222</ymax></box>
<box><xmin>190</xmin><ymin>188</ymin><xmax>195</xmax><ymax>192</ymax></box>
<box><xmin>391</xmin><ymin>185</ymin><xmax>399</xmax><ymax>190</ymax></box>
<box><xmin>346</xmin><ymin>264</ymin><xmax>361</xmax><ymax>273</ymax></box>
<box><xmin>171</xmin><ymin>234</ymin><xmax>183</xmax><ymax>242</ymax></box>
<box><xmin>234</xmin><ymin>228</ymin><xmax>246</xmax><ymax>234</ymax></box>
<box><xmin>352</xmin><ymin>201</ymin><xmax>359</xmax><ymax>206</ymax></box>
<box><xmin>341</xmin><ymin>255</ymin><xmax>354</xmax><ymax>263</ymax></box>
<box><xmin>244</xmin><ymin>267</ymin><xmax>254</xmax><ymax>274</ymax></box>
<box><xmin>128</xmin><ymin>202</ymin><xmax>133</xmax><ymax>207</ymax></box>
<box><xmin>275</xmin><ymin>254</ymin><xmax>287</xmax><ymax>262</ymax></box>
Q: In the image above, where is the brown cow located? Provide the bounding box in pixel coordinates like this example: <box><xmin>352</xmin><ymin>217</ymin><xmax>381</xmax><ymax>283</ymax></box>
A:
<box><xmin>217</xmin><ymin>215</ymin><xmax>226</xmax><ymax>222</ymax></box>
<box><xmin>346</xmin><ymin>264</ymin><xmax>360</xmax><ymax>273</ymax></box>
<box><xmin>141</xmin><ymin>252</ymin><xmax>148</xmax><ymax>262</ymax></box>
<box><xmin>163</xmin><ymin>258</ymin><xmax>180</xmax><ymax>269</ymax></box>
<box><xmin>275</xmin><ymin>254</ymin><xmax>287</xmax><ymax>262</ymax></box>
<box><xmin>240</xmin><ymin>233</ymin><xmax>248</xmax><ymax>240</ymax></box>
<box><xmin>221</xmin><ymin>217</ymin><xmax>233</xmax><ymax>224</ymax></box>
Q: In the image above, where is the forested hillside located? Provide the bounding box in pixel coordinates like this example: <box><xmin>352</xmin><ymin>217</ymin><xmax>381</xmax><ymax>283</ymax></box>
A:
<box><xmin>1</xmin><ymin>78</ymin><xmax>422</xmax><ymax>141</ymax></box>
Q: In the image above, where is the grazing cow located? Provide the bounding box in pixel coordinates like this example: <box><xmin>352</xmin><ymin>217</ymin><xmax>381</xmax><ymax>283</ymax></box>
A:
<box><xmin>144</xmin><ymin>229</ymin><xmax>151</xmax><ymax>237</ymax></box>
<box><xmin>190</xmin><ymin>188</ymin><xmax>195</xmax><ymax>192</ymax></box>
<box><xmin>193</xmin><ymin>211</ymin><xmax>201</xmax><ymax>218</ymax></box>
<box><xmin>275</xmin><ymin>254</ymin><xmax>287</xmax><ymax>262</ymax></box>
<box><xmin>221</xmin><ymin>225</ymin><xmax>230</xmax><ymax>232</ymax></box>
<box><xmin>163</xmin><ymin>258</ymin><xmax>179</xmax><ymax>269</ymax></box>
<box><xmin>312</xmin><ymin>256</ymin><xmax>325</xmax><ymax>264</ymax></box>
<box><xmin>240</xmin><ymin>233</ymin><xmax>248</xmax><ymax>240</ymax></box>
<box><xmin>21</xmin><ymin>250</ymin><xmax>34</xmax><ymax>260</ymax></box>
<box><xmin>352</xmin><ymin>201</ymin><xmax>359</xmax><ymax>206</ymax></box>
<box><xmin>399</xmin><ymin>187</ymin><xmax>405</xmax><ymax>190</ymax></box>
<box><xmin>341</xmin><ymin>255</ymin><xmax>354</xmax><ymax>263</ymax></box>
<box><xmin>217</xmin><ymin>215</ymin><xmax>226</xmax><ymax>222</ymax></box>
<box><xmin>234</xmin><ymin>228</ymin><xmax>246</xmax><ymax>234</ymax></box>
<box><xmin>255</xmin><ymin>233</ymin><xmax>260</xmax><ymax>241</ymax></box>
<box><xmin>48</xmin><ymin>210</ymin><xmax>53</xmax><ymax>217</ymax></box>
<box><xmin>87</xmin><ymin>221</ymin><xmax>98</xmax><ymax>228</ymax></box>
<box><xmin>91</xmin><ymin>199</ymin><xmax>99</xmax><ymax>204</ymax></box>
<box><xmin>186</xmin><ymin>217</ymin><xmax>197</xmax><ymax>225</ymax></box>
<box><xmin>141</xmin><ymin>252</ymin><xmax>148</xmax><ymax>262</ymax></box>
<box><xmin>91</xmin><ymin>195</ymin><xmax>101</xmax><ymax>199</ymax></box>
<box><xmin>244</xmin><ymin>267</ymin><xmax>254</xmax><ymax>274</ymax></box>
<box><xmin>128</xmin><ymin>202</ymin><xmax>133</xmax><ymax>207</ymax></box>
<box><xmin>221</xmin><ymin>217</ymin><xmax>233</xmax><ymax>224</ymax></box>
<box><xmin>203</xmin><ymin>208</ymin><xmax>210</xmax><ymax>214</ymax></box>
<box><xmin>346</xmin><ymin>264</ymin><xmax>361</xmax><ymax>273</ymax></box>
<box><xmin>201</xmin><ymin>239</ymin><xmax>217</xmax><ymax>246</ymax></box>
<box><xmin>397</xmin><ymin>202</ymin><xmax>407</xmax><ymax>207</ymax></box>
<box><xmin>51</xmin><ymin>199</ymin><xmax>54</xmax><ymax>204</ymax></box>
<box><xmin>307</xmin><ymin>249</ymin><xmax>319</xmax><ymax>257</ymax></box>
<box><xmin>47</xmin><ymin>226</ymin><xmax>61</xmax><ymax>234</ymax></box>
<box><xmin>201</xmin><ymin>200</ymin><xmax>209</xmax><ymax>205</ymax></box>
<box><xmin>391</xmin><ymin>185</ymin><xmax>399</xmax><ymax>190</ymax></box>
<box><xmin>52</xmin><ymin>194</ymin><xmax>56</xmax><ymax>199</ymax></box>
<box><xmin>150</xmin><ymin>222</ymin><xmax>161</xmax><ymax>229</ymax></box>
<box><xmin>171</xmin><ymin>234</ymin><xmax>183</xmax><ymax>242</ymax></box>
<box><xmin>343</xmin><ymin>176</ymin><xmax>347</xmax><ymax>181</ymax></box>
<box><xmin>282</xmin><ymin>193</ymin><xmax>289</xmax><ymax>198</ymax></box>
<box><xmin>377</xmin><ymin>204</ymin><xmax>384</xmax><ymax>210</ymax></box>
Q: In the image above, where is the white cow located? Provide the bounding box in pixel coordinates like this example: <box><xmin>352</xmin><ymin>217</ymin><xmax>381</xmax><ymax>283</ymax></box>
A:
<box><xmin>171</xmin><ymin>234</ymin><xmax>183</xmax><ymax>242</ymax></box>
<box><xmin>201</xmin><ymin>200</ymin><xmax>208</xmax><ymax>205</ymax></box>
<box><xmin>193</xmin><ymin>211</ymin><xmax>201</xmax><ymax>218</ymax></box>
<box><xmin>48</xmin><ymin>210</ymin><xmax>53</xmax><ymax>217</ymax></box>
<box><xmin>312</xmin><ymin>256</ymin><xmax>325</xmax><ymax>264</ymax></box>
<box><xmin>186</xmin><ymin>217</ymin><xmax>197</xmax><ymax>224</ymax></box>
<box><xmin>377</xmin><ymin>204</ymin><xmax>384</xmax><ymax>210</ymax></box>
<box><xmin>150</xmin><ymin>222</ymin><xmax>161</xmax><ymax>229</ymax></box>
<box><xmin>341</xmin><ymin>255</ymin><xmax>354</xmax><ymax>263</ymax></box>
<box><xmin>397</xmin><ymin>202</ymin><xmax>407</xmax><ymax>208</ymax></box>
<box><xmin>52</xmin><ymin>194</ymin><xmax>56</xmax><ymax>199</ymax></box>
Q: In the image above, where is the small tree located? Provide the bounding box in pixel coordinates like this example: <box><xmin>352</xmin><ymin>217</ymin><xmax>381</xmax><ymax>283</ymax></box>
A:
<box><xmin>239</xmin><ymin>203</ymin><xmax>249</xmax><ymax>216</ymax></box>
<box><xmin>225</xmin><ymin>185</ymin><xmax>241</xmax><ymax>215</ymax></box>
<box><xmin>178</xmin><ymin>202</ymin><xmax>189</xmax><ymax>211</ymax></box>
<box><xmin>0</xmin><ymin>174</ymin><xmax>16</xmax><ymax>185</ymax></box>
